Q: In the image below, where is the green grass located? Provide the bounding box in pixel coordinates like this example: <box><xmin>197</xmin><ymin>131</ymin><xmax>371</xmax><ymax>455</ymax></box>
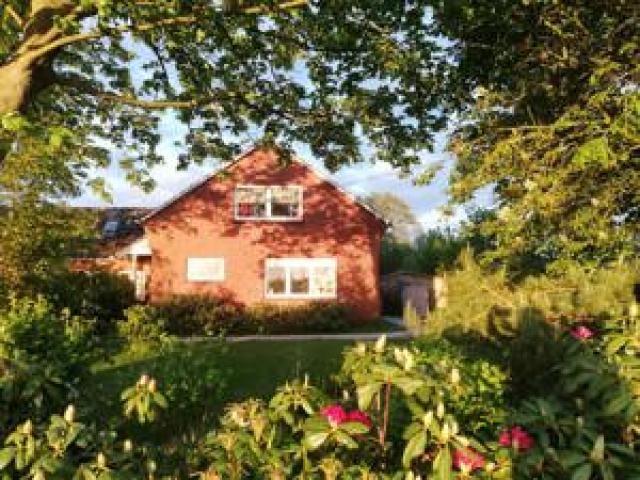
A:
<box><xmin>85</xmin><ymin>339</ymin><xmax>355</xmax><ymax>441</ymax></box>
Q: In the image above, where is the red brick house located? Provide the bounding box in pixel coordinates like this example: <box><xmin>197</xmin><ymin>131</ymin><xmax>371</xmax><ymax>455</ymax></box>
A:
<box><xmin>73</xmin><ymin>148</ymin><xmax>387</xmax><ymax>319</ymax></box>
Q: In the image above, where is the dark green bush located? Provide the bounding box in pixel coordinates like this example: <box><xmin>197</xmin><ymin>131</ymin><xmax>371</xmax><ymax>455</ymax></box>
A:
<box><xmin>155</xmin><ymin>295</ymin><xmax>353</xmax><ymax>336</ymax></box>
<box><xmin>39</xmin><ymin>270</ymin><xmax>136</xmax><ymax>332</ymax></box>
<box><xmin>243</xmin><ymin>302</ymin><xmax>351</xmax><ymax>334</ymax></box>
<box><xmin>0</xmin><ymin>296</ymin><xmax>97</xmax><ymax>433</ymax></box>
<box><xmin>156</xmin><ymin>294</ymin><xmax>243</xmax><ymax>336</ymax></box>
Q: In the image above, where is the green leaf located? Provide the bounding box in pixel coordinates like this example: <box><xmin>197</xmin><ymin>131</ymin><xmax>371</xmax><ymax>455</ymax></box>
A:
<box><xmin>356</xmin><ymin>383</ymin><xmax>381</xmax><ymax>410</ymax></box>
<box><xmin>303</xmin><ymin>416</ymin><xmax>330</xmax><ymax>433</ymax></box>
<box><xmin>602</xmin><ymin>393</ymin><xmax>631</xmax><ymax>416</ymax></box>
<box><xmin>304</xmin><ymin>432</ymin><xmax>329</xmax><ymax>451</ymax></box>
<box><xmin>402</xmin><ymin>430</ymin><xmax>427</xmax><ymax>468</ymax></box>
<box><xmin>571</xmin><ymin>463</ymin><xmax>593</xmax><ymax>480</ymax></box>
<box><xmin>339</xmin><ymin>421</ymin><xmax>369</xmax><ymax>435</ymax></box>
<box><xmin>590</xmin><ymin>435</ymin><xmax>605</xmax><ymax>464</ymax></box>
<box><xmin>334</xmin><ymin>430</ymin><xmax>359</xmax><ymax>449</ymax></box>
<box><xmin>432</xmin><ymin>447</ymin><xmax>451</xmax><ymax>480</ymax></box>
<box><xmin>572</xmin><ymin>137</ymin><xmax>610</xmax><ymax>168</ymax></box>
<box><xmin>560</xmin><ymin>451</ymin><xmax>587</xmax><ymax>469</ymax></box>
<box><xmin>0</xmin><ymin>447</ymin><xmax>15</xmax><ymax>470</ymax></box>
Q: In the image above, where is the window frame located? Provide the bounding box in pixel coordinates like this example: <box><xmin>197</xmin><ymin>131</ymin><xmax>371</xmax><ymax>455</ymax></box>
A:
<box><xmin>234</xmin><ymin>185</ymin><xmax>303</xmax><ymax>221</ymax></box>
<box><xmin>264</xmin><ymin>257</ymin><xmax>337</xmax><ymax>299</ymax></box>
<box><xmin>186</xmin><ymin>257</ymin><xmax>226</xmax><ymax>282</ymax></box>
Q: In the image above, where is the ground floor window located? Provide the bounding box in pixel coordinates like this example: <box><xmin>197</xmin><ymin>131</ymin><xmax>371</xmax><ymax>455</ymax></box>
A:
<box><xmin>187</xmin><ymin>257</ymin><xmax>225</xmax><ymax>282</ymax></box>
<box><xmin>265</xmin><ymin>258</ymin><xmax>337</xmax><ymax>298</ymax></box>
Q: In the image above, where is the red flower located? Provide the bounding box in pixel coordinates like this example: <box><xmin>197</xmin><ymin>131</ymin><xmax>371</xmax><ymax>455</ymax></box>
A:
<box><xmin>498</xmin><ymin>430</ymin><xmax>511</xmax><ymax>447</ymax></box>
<box><xmin>570</xmin><ymin>325</ymin><xmax>595</xmax><ymax>340</ymax></box>
<box><xmin>499</xmin><ymin>426</ymin><xmax>535</xmax><ymax>451</ymax></box>
<box><xmin>320</xmin><ymin>405</ymin><xmax>348</xmax><ymax>426</ymax></box>
<box><xmin>510</xmin><ymin>426</ymin><xmax>535</xmax><ymax>450</ymax></box>
<box><xmin>346</xmin><ymin>410</ymin><xmax>372</xmax><ymax>429</ymax></box>
<box><xmin>453</xmin><ymin>448</ymin><xmax>485</xmax><ymax>472</ymax></box>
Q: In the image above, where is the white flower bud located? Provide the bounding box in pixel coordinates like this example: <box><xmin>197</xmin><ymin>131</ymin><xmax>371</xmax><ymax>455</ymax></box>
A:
<box><xmin>393</xmin><ymin>347</ymin><xmax>404</xmax><ymax>364</ymax></box>
<box><xmin>440</xmin><ymin>423</ymin><xmax>450</xmax><ymax>442</ymax></box>
<box><xmin>423</xmin><ymin>411</ymin><xmax>433</xmax><ymax>426</ymax></box>
<box><xmin>138</xmin><ymin>374</ymin><xmax>150</xmax><ymax>387</ymax></box>
<box><xmin>436</xmin><ymin>402</ymin><xmax>445</xmax><ymax>419</ymax></box>
<box><xmin>97</xmin><ymin>452</ymin><xmax>107</xmax><ymax>468</ymax></box>
<box><xmin>64</xmin><ymin>405</ymin><xmax>76</xmax><ymax>423</ymax></box>
<box><xmin>374</xmin><ymin>335</ymin><xmax>387</xmax><ymax>353</ymax></box>
<box><xmin>450</xmin><ymin>368</ymin><xmax>460</xmax><ymax>385</ymax></box>
<box><xmin>23</xmin><ymin>420</ymin><xmax>33</xmax><ymax>435</ymax></box>
<box><xmin>123</xmin><ymin>439</ymin><xmax>133</xmax><ymax>453</ymax></box>
<box><xmin>148</xmin><ymin>378</ymin><xmax>157</xmax><ymax>393</ymax></box>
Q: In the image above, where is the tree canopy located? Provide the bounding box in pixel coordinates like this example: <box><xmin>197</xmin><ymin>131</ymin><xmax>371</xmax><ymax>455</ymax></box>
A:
<box><xmin>434</xmin><ymin>0</ymin><xmax>639</xmax><ymax>272</ymax></box>
<box><xmin>364</xmin><ymin>192</ymin><xmax>422</xmax><ymax>243</ymax></box>
<box><xmin>0</xmin><ymin>0</ymin><xmax>444</xmax><ymax>198</ymax></box>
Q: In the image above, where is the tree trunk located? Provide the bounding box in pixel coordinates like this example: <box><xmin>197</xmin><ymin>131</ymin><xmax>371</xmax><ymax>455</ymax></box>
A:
<box><xmin>0</xmin><ymin>59</ymin><xmax>41</xmax><ymax>114</ymax></box>
<box><xmin>0</xmin><ymin>0</ymin><xmax>74</xmax><ymax>115</ymax></box>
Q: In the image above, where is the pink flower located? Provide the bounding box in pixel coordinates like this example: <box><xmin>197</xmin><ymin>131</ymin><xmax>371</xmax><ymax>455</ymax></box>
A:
<box><xmin>346</xmin><ymin>410</ymin><xmax>373</xmax><ymax>429</ymax></box>
<box><xmin>320</xmin><ymin>405</ymin><xmax>348</xmax><ymax>426</ymax></box>
<box><xmin>499</xmin><ymin>426</ymin><xmax>535</xmax><ymax>451</ymax></box>
<box><xmin>511</xmin><ymin>426</ymin><xmax>535</xmax><ymax>450</ymax></box>
<box><xmin>452</xmin><ymin>448</ymin><xmax>485</xmax><ymax>472</ymax></box>
<box><xmin>498</xmin><ymin>430</ymin><xmax>512</xmax><ymax>447</ymax></box>
<box><xmin>570</xmin><ymin>325</ymin><xmax>595</xmax><ymax>340</ymax></box>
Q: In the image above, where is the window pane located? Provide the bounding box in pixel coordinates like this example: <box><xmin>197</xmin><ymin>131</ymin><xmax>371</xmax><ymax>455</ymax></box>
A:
<box><xmin>290</xmin><ymin>266</ymin><xmax>310</xmax><ymax>294</ymax></box>
<box><xmin>266</xmin><ymin>265</ymin><xmax>286</xmax><ymax>294</ymax></box>
<box><xmin>236</xmin><ymin>187</ymin><xmax>267</xmax><ymax>218</ymax></box>
<box><xmin>312</xmin><ymin>265</ymin><xmax>336</xmax><ymax>296</ymax></box>
<box><xmin>271</xmin><ymin>187</ymin><xmax>300</xmax><ymax>218</ymax></box>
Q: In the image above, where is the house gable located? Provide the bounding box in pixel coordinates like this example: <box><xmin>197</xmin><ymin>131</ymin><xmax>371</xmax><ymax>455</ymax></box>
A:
<box><xmin>141</xmin><ymin>147</ymin><xmax>387</xmax><ymax>228</ymax></box>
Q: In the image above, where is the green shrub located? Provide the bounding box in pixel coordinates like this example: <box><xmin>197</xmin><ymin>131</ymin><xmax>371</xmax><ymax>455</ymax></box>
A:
<box><xmin>244</xmin><ymin>302</ymin><xmax>351</xmax><ymax>334</ymax></box>
<box><xmin>39</xmin><ymin>270</ymin><xmax>136</xmax><ymax>332</ymax></box>
<box><xmin>427</xmin><ymin>250</ymin><xmax>640</xmax><ymax>337</ymax></box>
<box><xmin>118</xmin><ymin>305</ymin><xmax>169</xmax><ymax>345</ymax></box>
<box><xmin>0</xmin><ymin>296</ymin><xmax>96</xmax><ymax>433</ymax></box>
<box><xmin>155</xmin><ymin>295</ymin><xmax>353</xmax><ymax>336</ymax></box>
<box><xmin>411</xmin><ymin>337</ymin><xmax>508</xmax><ymax>440</ymax></box>
<box><xmin>156</xmin><ymin>294</ymin><xmax>243</xmax><ymax>336</ymax></box>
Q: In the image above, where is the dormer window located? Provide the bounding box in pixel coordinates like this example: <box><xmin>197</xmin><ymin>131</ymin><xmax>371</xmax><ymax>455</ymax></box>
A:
<box><xmin>102</xmin><ymin>220</ymin><xmax>120</xmax><ymax>236</ymax></box>
<box><xmin>234</xmin><ymin>185</ymin><xmax>303</xmax><ymax>221</ymax></box>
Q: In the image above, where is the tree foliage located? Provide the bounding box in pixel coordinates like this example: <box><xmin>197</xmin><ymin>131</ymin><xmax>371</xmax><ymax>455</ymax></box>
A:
<box><xmin>434</xmin><ymin>0</ymin><xmax>640</xmax><ymax>271</ymax></box>
<box><xmin>364</xmin><ymin>192</ymin><xmax>422</xmax><ymax>243</ymax></box>
<box><xmin>0</xmin><ymin>0</ymin><xmax>444</xmax><ymax>195</ymax></box>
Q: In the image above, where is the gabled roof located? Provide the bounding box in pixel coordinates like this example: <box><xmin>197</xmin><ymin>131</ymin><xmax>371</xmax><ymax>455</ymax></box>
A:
<box><xmin>141</xmin><ymin>146</ymin><xmax>388</xmax><ymax>226</ymax></box>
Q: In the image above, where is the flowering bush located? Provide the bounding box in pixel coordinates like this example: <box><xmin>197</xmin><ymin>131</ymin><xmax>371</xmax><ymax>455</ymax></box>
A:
<box><xmin>1</xmin><ymin>300</ymin><xmax>639</xmax><ymax>479</ymax></box>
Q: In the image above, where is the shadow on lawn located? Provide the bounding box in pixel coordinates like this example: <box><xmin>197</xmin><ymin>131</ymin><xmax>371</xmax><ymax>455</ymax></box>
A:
<box><xmin>83</xmin><ymin>338</ymin><xmax>355</xmax><ymax>444</ymax></box>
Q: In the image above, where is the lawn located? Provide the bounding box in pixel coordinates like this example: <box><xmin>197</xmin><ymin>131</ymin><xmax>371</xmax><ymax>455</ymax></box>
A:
<box><xmin>86</xmin><ymin>339</ymin><xmax>360</xmax><ymax>441</ymax></box>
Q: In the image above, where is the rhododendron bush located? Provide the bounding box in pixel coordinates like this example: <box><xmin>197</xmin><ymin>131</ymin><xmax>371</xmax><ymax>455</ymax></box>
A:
<box><xmin>1</xmin><ymin>302</ymin><xmax>639</xmax><ymax>478</ymax></box>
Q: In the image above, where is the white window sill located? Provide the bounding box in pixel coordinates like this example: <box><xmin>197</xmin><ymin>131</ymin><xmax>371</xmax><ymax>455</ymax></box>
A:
<box><xmin>234</xmin><ymin>216</ymin><xmax>303</xmax><ymax>222</ymax></box>
<box><xmin>265</xmin><ymin>293</ymin><xmax>337</xmax><ymax>300</ymax></box>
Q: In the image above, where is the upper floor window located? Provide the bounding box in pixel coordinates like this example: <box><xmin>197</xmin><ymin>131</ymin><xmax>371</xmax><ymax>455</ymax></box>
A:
<box><xmin>234</xmin><ymin>185</ymin><xmax>303</xmax><ymax>221</ymax></box>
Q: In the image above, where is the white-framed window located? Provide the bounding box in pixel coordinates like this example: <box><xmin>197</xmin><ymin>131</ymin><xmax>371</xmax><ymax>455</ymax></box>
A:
<box><xmin>265</xmin><ymin>258</ymin><xmax>337</xmax><ymax>299</ymax></box>
<box><xmin>187</xmin><ymin>257</ymin><xmax>225</xmax><ymax>282</ymax></box>
<box><xmin>234</xmin><ymin>185</ymin><xmax>303</xmax><ymax>221</ymax></box>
